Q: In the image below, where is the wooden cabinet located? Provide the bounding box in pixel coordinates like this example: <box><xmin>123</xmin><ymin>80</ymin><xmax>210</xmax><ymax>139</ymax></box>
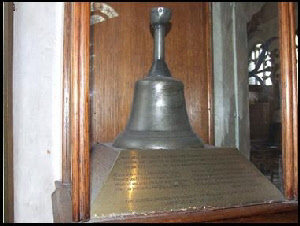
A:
<box><xmin>54</xmin><ymin>2</ymin><xmax>298</xmax><ymax>223</ymax></box>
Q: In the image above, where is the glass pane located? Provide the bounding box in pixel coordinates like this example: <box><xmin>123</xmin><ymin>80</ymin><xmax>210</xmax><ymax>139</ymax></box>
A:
<box><xmin>247</xmin><ymin>2</ymin><xmax>282</xmax><ymax>192</ymax></box>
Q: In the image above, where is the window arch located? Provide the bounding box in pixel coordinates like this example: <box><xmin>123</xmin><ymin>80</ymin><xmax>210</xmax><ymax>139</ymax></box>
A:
<box><xmin>249</xmin><ymin>43</ymin><xmax>273</xmax><ymax>86</ymax></box>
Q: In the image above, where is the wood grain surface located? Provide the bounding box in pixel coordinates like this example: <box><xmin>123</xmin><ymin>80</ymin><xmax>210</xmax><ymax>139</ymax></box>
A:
<box><xmin>78</xmin><ymin>3</ymin><xmax>91</xmax><ymax>221</ymax></box>
<box><xmin>278</xmin><ymin>2</ymin><xmax>298</xmax><ymax>200</ymax></box>
<box><xmin>70</xmin><ymin>3</ymin><xmax>80</xmax><ymax>221</ymax></box>
<box><xmin>90</xmin><ymin>2</ymin><xmax>213</xmax><ymax>146</ymax></box>
<box><xmin>70</xmin><ymin>3</ymin><xmax>90</xmax><ymax>222</ymax></box>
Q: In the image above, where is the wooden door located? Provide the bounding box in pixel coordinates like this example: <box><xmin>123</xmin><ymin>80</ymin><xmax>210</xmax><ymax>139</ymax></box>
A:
<box><xmin>90</xmin><ymin>2</ymin><xmax>213</xmax><ymax>146</ymax></box>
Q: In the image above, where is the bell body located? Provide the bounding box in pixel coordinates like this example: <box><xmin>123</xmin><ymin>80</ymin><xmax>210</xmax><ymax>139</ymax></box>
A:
<box><xmin>113</xmin><ymin>76</ymin><xmax>204</xmax><ymax>149</ymax></box>
<box><xmin>112</xmin><ymin>7</ymin><xmax>204</xmax><ymax>149</ymax></box>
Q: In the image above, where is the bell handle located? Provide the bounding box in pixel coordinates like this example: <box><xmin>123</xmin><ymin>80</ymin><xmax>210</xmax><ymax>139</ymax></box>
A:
<box><xmin>151</xmin><ymin>7</ymin><xmax>172</xmax><ymax>60</ymax></box>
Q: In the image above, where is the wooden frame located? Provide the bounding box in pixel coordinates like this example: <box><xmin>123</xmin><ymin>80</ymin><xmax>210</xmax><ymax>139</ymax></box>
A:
<box><xmin>62</xmin><ymin>2</ymin><xmax>91</xmax><ymax>222</ymax></box>
<box><xmin>72</xmin><ymin>3</ymin><xmax>90</xmax><ymax>222</ymax></box>
<box><xmin>4</xmin><ymin>2</ymin><xmax>14</xmax><ymax>223</ymax></box>
<box><xmin>61</xmin><ymin>2</ymin><xmax>298</xmax><ymax>222</ymax></box>
<box><xmin>279</xmin><ymin>2</ymin><xmax>298</xmax><ymax>200</ymax></box>
<box><xmin>206</xmin><ymin>3</ymin><xmax>215</xmax><ymax>145</ymax></box>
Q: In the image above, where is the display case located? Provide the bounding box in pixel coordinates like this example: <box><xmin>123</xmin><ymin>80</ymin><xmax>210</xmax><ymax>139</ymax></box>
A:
<box><xmin>52</xmin><ymin>2</ymin><xmax>298</xmax><ymax>223</ymax></box>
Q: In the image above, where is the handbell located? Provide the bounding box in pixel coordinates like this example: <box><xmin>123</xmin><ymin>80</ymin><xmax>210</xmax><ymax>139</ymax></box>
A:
<box><xmin>113</xmin><ymin>7</ymin><xmax>204</xmax><ymax>149</ymax></box>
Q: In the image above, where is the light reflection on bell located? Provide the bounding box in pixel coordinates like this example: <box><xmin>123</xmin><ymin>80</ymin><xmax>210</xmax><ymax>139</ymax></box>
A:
<box><xmin>113</xmin><ymin>7</ymin><xmax>204</xmax><ymax>149</ymax></box>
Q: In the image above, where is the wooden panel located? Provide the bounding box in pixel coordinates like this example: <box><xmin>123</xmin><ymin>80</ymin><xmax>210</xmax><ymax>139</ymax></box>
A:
<box><xmin>278</xmin><ymin>2</ymin><xmax>298</xmax><ymax>200</ymax></box>
<box><xmin>70</xmin><ymin>3</ymin><xmax>80</xmax><ymax>221</ymax></box>
<box><xmin>4</xmin><ymin>2</ymin><xmax>14</xmax><ymax>223</ymax></box>
<box><xmin>213</xmin><ymin>210</ymin><xmax>298</xmax><ymax>223</ymax></box>
<box><xmin>70</xmin><ymin>2</ymin><xmax>90</xmax><ymax>222</ymax></box>
<box><xmin>90</xmin><ymin>2</ymin><xmax>213</xmax><ymax>145</ymax></box>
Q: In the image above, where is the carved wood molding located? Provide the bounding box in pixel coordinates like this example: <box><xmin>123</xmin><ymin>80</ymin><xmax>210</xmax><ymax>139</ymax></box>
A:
<box><xmin>62</xmin><ymin>2</ymin><xmax>91</xmax><ymax>222</ymax></box>
<box><xmin>278</xmin><ymin>2</ymin><xmax>298</xmax><ymax>200</ymax></box>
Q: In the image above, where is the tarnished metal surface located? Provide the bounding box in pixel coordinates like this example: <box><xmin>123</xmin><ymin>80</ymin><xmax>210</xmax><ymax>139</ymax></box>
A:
<box><xmin>151</xmin><ymin>7</ymin><xmax>171</xmax><ymax>61</ymax></box>
<box><xmin>91</xmin><ymin>148</ymin><xmax>284</xmax><ymax>219</ymax></box>
<box><xmin>112</xmin><ymin>7</ymin><xmax>204</xmax><ymax>149</ymax></box>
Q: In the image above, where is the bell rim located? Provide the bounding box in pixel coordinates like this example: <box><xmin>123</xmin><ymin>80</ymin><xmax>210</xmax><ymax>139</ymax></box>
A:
<box><xmin>112</xmin><ymin>131</ymin><xmax>204</xmax><ymax>150</ymax></box>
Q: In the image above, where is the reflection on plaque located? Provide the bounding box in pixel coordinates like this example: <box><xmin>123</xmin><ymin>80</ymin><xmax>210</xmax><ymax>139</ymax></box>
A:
<box><xmin>90</xmin><ymin>144</ymin><xmax>284</xmax><ymax>220</ymax></box>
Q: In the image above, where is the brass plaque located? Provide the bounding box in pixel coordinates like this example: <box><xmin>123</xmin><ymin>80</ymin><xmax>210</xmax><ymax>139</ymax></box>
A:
<box><xmin>91</xmin><ymin>148</ymin><xmax>284</xmax><ymax>219</ymax></box>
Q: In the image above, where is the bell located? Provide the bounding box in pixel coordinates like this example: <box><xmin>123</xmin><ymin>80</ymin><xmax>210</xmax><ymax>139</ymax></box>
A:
<box><xmin>113</xmin><ymin>7</ymin><xmax>204</xmax><ymax>149</ymax></box>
